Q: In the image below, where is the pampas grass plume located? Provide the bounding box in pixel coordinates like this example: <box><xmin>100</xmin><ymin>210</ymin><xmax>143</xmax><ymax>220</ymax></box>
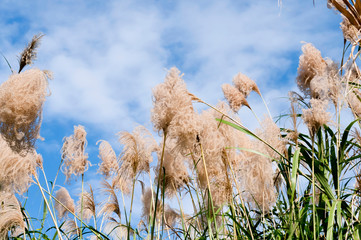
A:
<box><xmin>0</xmin><ymin>192</ymin><xmax>24</xmax><ymax>239</ymax></box>
<box><xmin>61</xmin><ymin>125</ymin><xmax>90</xmax><ymax>181</ymax></box>
<box><xmin>115</xmin><ymin>126</ymin><xmax>157</xmax><ymax>194</ymax></box>
<box><xmin>97</xmin><ymin>140</ymin><xmax>118</xmax><ymax>177</ymax></box>
<box><xmin>232</xmin><ymin>72</ymin><xmax>261</xmax><ymax>97</ymax></box>
<box><xmin>151</xmin><ymin>67</ymin><xmax>193</xmax><ymax>133</ymax></box>
<box><xmin>18</xmin><ymin>34</ymin><xmax>44</xmax><ymax>73</ymax></box>
<box><xmin>0</xmin><ymin>68</ymin><xmax>50</xmax><ymax>153</ymax></box>
<box><xmin>296</xmin><ymin>43</ymin><xmax>327</xmax><ymax>96</ymax></box>
<box><xmin>222</xmin><ymin>83</ymin><xmax>250</xmax><ymax>112</ymax></box>
<box><xmin>55</xmin><ymin>187</ymin><xmax>75</xmax><ymax>220</ymax></box>
<box><xmin>0</xmin><ymin>136</ymin><xmax>39</xmax><ymax>194</ymax></box>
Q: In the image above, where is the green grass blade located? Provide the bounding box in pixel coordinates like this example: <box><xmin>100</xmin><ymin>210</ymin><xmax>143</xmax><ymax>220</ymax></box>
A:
<box><xmin>326</xmin><ymin>200</ymin><xmax>337</xmax><ymax>240</ymax></box>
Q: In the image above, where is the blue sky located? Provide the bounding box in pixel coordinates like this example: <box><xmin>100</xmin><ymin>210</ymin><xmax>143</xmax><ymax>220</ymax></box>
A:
<box><xmin>0</xmin><ymin>0</ymin><xmax>344</xmax><ymax>235</ymax></box>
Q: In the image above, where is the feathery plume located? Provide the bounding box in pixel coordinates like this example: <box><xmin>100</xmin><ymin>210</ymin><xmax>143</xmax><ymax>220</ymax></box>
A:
<box><xmin>347</xmin><ymin>88</ymin><xmax>361</xmax><ymax>117</ymax></box>
<box><xmin>55</xmin><ymin>187</ymin><xmax>75</xmax><ymax>220</ymax></box>
<box><xmin>0</xmin><ymin>192</ymin><xmax>24</xmax><ymax>239</ymax></box>
<box><xmin>154</xmin><ymin>140</ymin><xmax>189</xmax><ymax>198</ymax></box>
<box><xmin>188</xmin><ymin>102</ymin><xmax>243</xmax><ymax>205</ymax></box>
<box><xmin>257</xmin><ymin>117</ymin><xmax>286</xmax><ymax>160</ymax></box>
<box><xmin>307</xmin><ymin>59</ymin><xmax>341</xmax><ymax>107</ymax></box>
<box><xmin>18</xmin><ymin>34</ymin><xmax>44</xmax><ymax>73</ymax></box>
<box><xmin>115</xmin><ymin>126</ymin><xmax>157</xmax><ymax>194</ymax></box>
<box><xmin>341</xmin><ymin>17</ymin><xmax>361</xmax><ymax>44</ymax></box>
<box><xmin>238</xmin><ymin>116</ymin><xmax>285</xmax><ymax>211</ymax></box>
<box><xmin>141</xmin><ymin>187</ymin><xmax>164</xmax><ymax>224</ymax></box>
<box><xmin>0</xmin><ymin>68</ymin><xmax>50</xmax><ymax>154</ymax></box>
<box><xmin>104</xmin><ymin>222</ymin><xmax>127</xmax><ymax>240</ymax></box>
<box><xmin>151</xmin><ymin>67</ymin><xmax>194</xmax><ymax>134</ymax></box>
<box><xmin>62</xmin><ymin>219</ymin><xmax>79</xmax><ymax>239</ymax></box>
<box><xmin>296</xmin><ymin>43</ymin><xmax>327</xmax><ymax>97</ymax></box>
<box><xmin>76</xmin><ymin>185</ymin><xmax>96</xmax><ymax>222</ymax></box>
<box><xmin>232</xmin><ymin>72</ymin><xmax>261</xmax><ymax>97</ymax></box>
<box><xmin>99</xmin><ymin>180</ymin><xmax>121</xmax><ymax>221</ymax></box>
<box><xmin>0</xmin><ymin>136</ymin><xmax>39</xmax><ymax>194</ymax></box>
<box><xmin>164</xmin><ymin>205</ymin><xmax>180</xmax><ymax>227</ymax></box>
<box><xmin>222</xmin><ymin>83</ymin><xmax>250</xmax><ymax>112</ymax></box>
<box><xmin>167</xmin><ymin>104</ymin><xmax>202</xmax><ymax>155</ymax></box>
<box><xmin>97</xmin><ymin>140</ymin><xmax>118</xmax><ymax>178</ymax></box>
<box><xmin>240</xmin><ymin>145</ymin><xmax>276</xmax><ymax>212</ymax></box>
<box><xmin>302</xmin><ymin>99</ymin><xmax>331</xmax><ymax>136</ymax></box>
<box><xmin>61</xmin><ymin>125</ymin><xmax>89</xmax><ymax>181</ymax></box>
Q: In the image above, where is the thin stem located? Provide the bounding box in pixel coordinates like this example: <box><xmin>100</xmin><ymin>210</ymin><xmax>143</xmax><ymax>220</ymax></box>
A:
<box><xmin>259</xmin><ymin>92</ymin><xmax>272</xmax><ymax>119</ymax></box>
<box><xmin>128</xmin><ymin>176</ymin><xmax>137</xmax><ymax>240</ymax></box>
<box><xmin>79</xmin><ymin>174</ymin><xmax>84</xmax><ymax>240</ymax></box>
<box><xmin>150</xmin><ymin>131</ymin><xmax>167</xmax><ymax>240</ymax></box>
<box><xmin>33</xmin><ymin>174</ymin><xmax>64</xmax><ymax>240</ymax></box>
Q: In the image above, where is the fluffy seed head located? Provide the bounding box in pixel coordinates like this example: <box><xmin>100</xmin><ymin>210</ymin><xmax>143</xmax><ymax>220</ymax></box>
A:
<box><xmin>0</xmin><ymin>136</ymin><xmax>39</xmax><ymax>194</ymax></box>
<box><xmin>240</xmin><ymin>146</ymin><xmax>276</xmax><ymax>212</ymax></box>
<box><xmin>55</xmin><ymin>187</ymin><xmax>75</xmax><ymax>220</ymax></box>
<box><xmin>232</xmin><ymin>72</ymin><xmax>261</xmax><ymax>97</ymax></box>
<box><xmin>341</xmin><ymin>17</ymin><xmax>361</xmax><ymax>44</ymax></box>
<box><xmin>97</xmin><ymin>140</ymin><xmax>118</xmax><ymax>178</ymax></box>
<box><xmin>151</xmin><ymin>67</ymin><xmax>193</xmax><ymax>134</ymax></box>
<box><xmin>0</xmin><ymin>69</ymin><xmax>50</xmax><ymax>154</ymax></box>
<box><xmin>347</xmin><ymin>88</ymin><xmax>361</xmax><ymax>117</ymax></box>
<box><xmin>141</xmin><ymin>187</ymin><xmax>158</xmax><ymax>222</ymax></box>
<box><xmin>222</xmin><ymin>83</ymin><xmax>250</xmax><ymax>112</ymax></box>
<box><xmin>155</xmin><ymin>141</ymin><xmax>189</xmax><ymax>198</ymax></box>
<box><xmin>0</xmin><ymin>192</ymin><xmax>24</xmax><ymax>239</ymax></box>
<box><xmin>62</xmin><ymin>219</ymin><xmax>79</xmax><ymax>239</ymax></box>
<box><xmin>257</xmin><ymin>117</ymin><xmax>286</xmax><ymax>160</ymax></box>
<box><xmin>76</xmin><ymin>185</ymin><xmax>96</xmax><ymax>222</ymax></box>
<box><xmin>61</xmin><ymin>125</ymin><xmax>89</xmax><ymax>181</ymax></box>
<box><xmin>115</xmin><ymin>126</ymin><xmax>157</xmax><ymax>194</ymax></box>
<box><xmin>99</xmin><ymin>181</ymin><xmax>121</xmax><ymax>220</ymax></box>
<box><xmin>297</xmin><ymin>43</ymin><xmax>327</xmax><ymax>96</ymax></box>
<box><xmin>302</xmin><ymin>99</ymin><xmax>331</xmax><ymax>135</ymax></box>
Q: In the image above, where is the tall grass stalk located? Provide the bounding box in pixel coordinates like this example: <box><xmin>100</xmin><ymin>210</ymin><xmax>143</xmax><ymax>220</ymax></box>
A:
<box><xmin>128</xmin><ymin>177</ymin><xmax>137</xmax><ymax>240</ymax></box>
<box><xmin>33</xmin><ymin>174</ymin><xmax>64</xmax><ymax>240</ymax></box>
<box><xmin>150</xmin><ymin>132</ymin><xmax>167</xmax><ymax>240</ymax></box>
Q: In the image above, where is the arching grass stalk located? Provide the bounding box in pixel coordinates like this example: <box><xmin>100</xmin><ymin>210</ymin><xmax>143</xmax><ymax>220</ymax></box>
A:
<box><xmin>259</xmin><ymin>92</ymin><xmax>272</xmax><ymax>120</ymax></box>
<box><xmin>200</xmin><ymin>143</ymin><xmax>218</xmax><ymax>239</ymax></box>
<box><xmin>150</xmin><ymin>131</ymin><xmax>167</xmax><ymax>240</ymax></box>
<box><xmin>250</xmin><ymin>107</ymin><xmax>262</xmax><ymax>126</ymax></box>
<box><xmin>195</xmin><ymin>97</ymin><xmax>285</xmax><ymax>159</ymax></box>
<box><xmin>33</xmin><ymin>174</ymin><xmax>64</xmax><ymax>240</ymax></box>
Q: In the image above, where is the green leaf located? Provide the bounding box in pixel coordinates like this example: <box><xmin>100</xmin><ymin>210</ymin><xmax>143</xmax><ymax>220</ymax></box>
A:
<box><xmin>291</xmin><ymin>148</ymin><xmax>300</xmax><ymax>202</ymax></box>
<box><xmin>326</xmin><ymin>200</ymin><xmax>337</xmax><ymax>240</ymax></box>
